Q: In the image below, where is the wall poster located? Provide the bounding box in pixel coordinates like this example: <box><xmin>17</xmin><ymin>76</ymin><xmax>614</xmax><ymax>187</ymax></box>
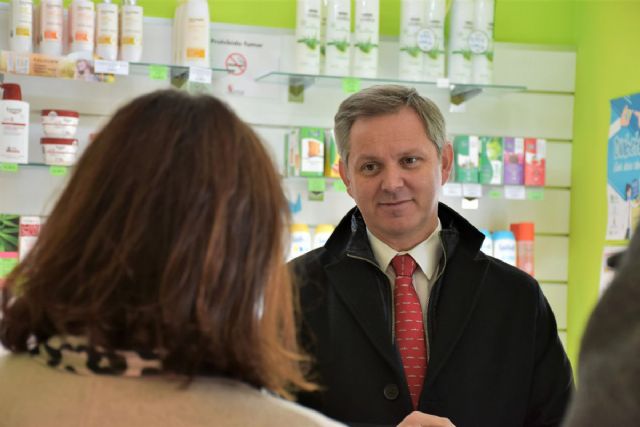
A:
<box><xmin>607</xmin><ymin>93</ymin><xmax>640</xmax><ymax>240</ymax></box>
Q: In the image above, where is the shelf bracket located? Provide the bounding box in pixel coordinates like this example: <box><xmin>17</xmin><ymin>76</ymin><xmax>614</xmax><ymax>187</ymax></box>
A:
<box><xmin>450</xmin><ymin>85</ymin><xmax>483</xmax><ymax>105</ymax></box>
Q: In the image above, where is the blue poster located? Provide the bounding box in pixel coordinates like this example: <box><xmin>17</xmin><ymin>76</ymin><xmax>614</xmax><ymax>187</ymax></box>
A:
<box><xmin>607</xmin><ymin>93</ymin><xmax>640</xmax><ymax>240</ymax></box>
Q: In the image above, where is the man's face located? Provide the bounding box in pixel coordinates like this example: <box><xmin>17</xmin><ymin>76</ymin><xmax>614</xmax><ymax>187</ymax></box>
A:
<box><xmin>339</xmin><ymin>107</ymin><xmax>453</xmax><ymax>251</ymax></box>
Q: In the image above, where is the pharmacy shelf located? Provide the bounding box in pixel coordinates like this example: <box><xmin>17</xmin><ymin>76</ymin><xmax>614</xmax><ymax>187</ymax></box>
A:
<box><xmin>254</xmin><ymin>71</ymin><xmax>526</xmax><ymax>105</ymax></box>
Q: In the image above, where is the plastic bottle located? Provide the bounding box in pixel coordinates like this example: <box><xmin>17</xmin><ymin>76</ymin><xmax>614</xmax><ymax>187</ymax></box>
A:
<box><xmin>492</xmin><ymin>230</ymin><xmax>516</xmax><ymax>266</ymax></box>
<box><xmin>295</xmin><ymin>0</ymin><xmax>322</xmax><ymax>74</ymax></box>
<box><xmin>38</xmin><ymin>0</ymin><xmax>63</xmax><ymax>57</ymax></box>
<box><xmin>323</xmin><ymin>0</ymin><xmax>351</xmax><ymax>76</ymax></box>
<box><xmin>96</xmin><ymin>0</ymin><xmax>119</xmax><ymax>60</ymax></box>
<box><xmin>120</xmin><ymin>0</ymin><xmax>144</xmax><ymax>62</ymax></box>
<box><xmin>422</xmin><ymin>0</ymin><xmax>445</xmax><ymax>80</ymax></box>
<box><xmin>510</xmin><ymin>222</ymin><xmax>535</xmax><ymax>276</ymax></box>
<box><xmin>9</xmin><ymin>0</ymin><xmax>34</xmax><ymax>54</ymax></box>
<box><xmin>69</xmin><ymin>0</ymin><xmax>95</xmax><ymax>55</ymax></box>
<box><xmin>470</xmin><ymin>0</ymin><xmax>495</xmax><ymax>84</ymax></box>
<box><xmin>398</xmin><ymin>0</ymin><xmax>424</xmax><ymax>81</ymax></box>
<box><xmin>313</xmin><ymin>224</ymin><xmax>335</xmax><ymax>249</ymax></box>
<box><xmin>176</xmin><ymin>0</ymin><xmax>210</xmax><ymax>67</ymax></box>
<box><xmin>352</xmin><ymin>0</ymin><xmax>380</xmax><ymax>78</ymax></box>
<box><xmin>447</xmin><ymin>0</ymin><xmax>473</xmax><ymax>84</ymax></box>
<box><xmin>0</xmin><ymin>84</ymin><xmax>30</xmax><ymax>164</ymax></box>
<box><xmin>479</xmin><ymin>228</ymin><xmax>493</xmax><ymax>256</ymax></box>
<box><xmin>289</xmin><ymin>224</ymin><xmax>312</xmax><ymax>260</ymax></box>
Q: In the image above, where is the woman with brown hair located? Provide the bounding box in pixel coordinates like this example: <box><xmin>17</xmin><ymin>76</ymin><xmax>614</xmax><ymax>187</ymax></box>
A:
<box><xmin>0</xmin><ymin>89</ymin><xmax>342</xmax><ymax>427</ymax></box>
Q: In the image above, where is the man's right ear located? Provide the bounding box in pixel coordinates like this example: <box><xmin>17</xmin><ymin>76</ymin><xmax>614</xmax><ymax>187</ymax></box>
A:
<box><xmin>338</xmin><ymin>160</ymin><xmax>352</xmax><ymax>196</ymax></box>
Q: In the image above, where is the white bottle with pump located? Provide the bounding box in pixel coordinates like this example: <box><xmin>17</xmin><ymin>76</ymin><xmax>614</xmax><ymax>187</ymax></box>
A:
<box><xmin>447</xmin><ymin>0</ymin><xmax>474</xmax><ymax>84</ymax></box>
<box><xmin>295</xmin><ymin>0</ymin><xmax>322</xmax><ymax>75</ymax></box>
<box><xmin>176</xmin><ymin>0</ymin><xmax>210</xmax><ymax>67</ymax></box>
<box><xmin>96</xmin><ymin>0</ymin><xmax>119</xmax><ymax>60</ymax></box>
<box><xmin>0</xmin><ymin>84</ymin><xmax>30</xmax><ymax>165</ymax></box>
<box><xmin>352</xmin><ymin>0</ymin><xmax>380</xmax><ymax>78</ymax></box>
<box><xmin>398</xmin><ymin>0</ymin><xmax>424</xmax><ymax>81</ymax></box>
<box><xmin>38</xmin><ymin>0</ymin><xmax>63</xmax><ymax>56</ymax></box>
<box><xmin>120</xmin><ymin>0</ymin><xmax>144</xmax><ymax>62</ymax></box>
<box><xmin>9</xmin><ymin>0</ymin><xmax>34</xmax><ymax>54</ymax></box>
<box><xmin>470</xmin><ymin>0</ymin><xmax>495</xmax><ymax>84</ymax></box>
<box><xmin>69</xmin><ymin>0</ymin><xmax>95</xmax><ymax>55</ymax></box>
<box><xmin>323</xmin><ymin>0</ymin><xmax>351</xmax><ymax>77</ymax></box>
<box><xmin>422</xmin><ymin>0</ymin><xmax>445</xmax><ymax>81</ymax></box>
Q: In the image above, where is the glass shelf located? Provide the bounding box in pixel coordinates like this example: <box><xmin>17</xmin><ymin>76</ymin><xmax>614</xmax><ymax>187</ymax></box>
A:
<box><xmin>0</xmin><ymin>50</ymin><xmax>230</xmax><ymax>85</ymax></box>
<box><xmin>254</xmin><ymin>71</ymin><xmax>526</xmax><ymax>104</ymax></box>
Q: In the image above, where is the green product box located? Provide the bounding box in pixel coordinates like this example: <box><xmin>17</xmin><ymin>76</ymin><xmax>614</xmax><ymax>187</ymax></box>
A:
<box><xmin>453</xmin><ymin>135</ymin><xmax>480</xmax><ymax>183</ymax></box>
<box><xmin>0</xmin><ymin>214</ymin><xmax>20</xmax><ymax>286</ymax></box>
<box><xmin>479</xmin><ymin>136</ymin><xmax>504</xmax><ymax>185</ymax></box>
<box><xmin>324</xmin><ymin>129</ymin><xmax>341</xmax><ymax>178</ymax></box>
<box><xmin>285</xmin><ymin>127</ymin><xmax>325</xmax><ymax>177</ymax></box>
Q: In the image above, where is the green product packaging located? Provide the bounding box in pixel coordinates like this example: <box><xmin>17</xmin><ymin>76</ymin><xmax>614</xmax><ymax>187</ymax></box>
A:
<box><xmin>324</xmin><ymin>129</ymin><xmax>341</xmax><ymax>178</ymax></box>
<box><xmin>479</xmin><ymin>136</ymin><xmax>504</xmax><ymax>185</ymax></box>
<box><xmin>299</xmin><ymin>127</ymin><xmax>325</xmax><ymax>177</ymax></box>
<box><xmin>453</xmin><ymin>135</ymin><xmax>480</xmax><ymax>183</ymax></box>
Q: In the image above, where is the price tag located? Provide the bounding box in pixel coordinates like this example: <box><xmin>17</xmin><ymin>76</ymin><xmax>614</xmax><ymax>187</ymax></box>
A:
<box><xmin>488</xmin><ymin>187</ymin><xmax>503</xmax><ymax>199</ymax></box>
<box><xmin>333</xmin><ymin>180</ymin><xmax>347</xmax><ymax>192</ymax></box>
<box><xmin>307</xmin><ymin>177</ymin><xmax>326</xmax><ymax>193</ymax></box>
<box><xmin>442</xmin><ymin>182</ymin><xmax>462</xmax><ymax>197</ymax></box>
<box><xmin>342</xmin><ymin>78</ymin><xmax>361</xmax><ymax>94</ymax></box>
<box><xmin>149</xmin><ymin>64</ymin><xmax>169</xmax><ymax>80</ymax></box>
<box><xmin>526</xmin><ymin>187</ymin><xmax>544</xmax><ymax>200</ymax></box>
<box><xmin>462</xmin><ymin>183</ymin><xmax>483</xmax><ymax>198</ymax></box>
<box><xmin>0</xmin><ymin>163</ymin><xmax>19</xmax><ymax>173</ymax></box>
<box><xmin>461</xmin><ymin>198</ymin><xmax>479</xmax><ymax>210</ymax></box>
<box><xmin>504</xmin><ymin>185</ymin><xmax>526</xmax><ymax>200</ymax></box>
<box><xmin>49</xmin><ymin>165</ymin><xmax>68</xmax><ymax>176</ymax></box>
<box><xmin>94</xmin><ymin>59</ymin><xmax>130</xmax><ymax>75</ymax></box>
<box><xmin>188</xmin><ymin>66</ymin><xmax>212</xmax><ymax>84</ymax></box>
<box><xmin>436</xmin><ymin>77</ymin><xmax>450</xmax><ymax>88</ymax></box>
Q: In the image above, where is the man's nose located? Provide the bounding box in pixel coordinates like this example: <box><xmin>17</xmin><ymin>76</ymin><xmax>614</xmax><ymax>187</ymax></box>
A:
<box><xmin>380</xmin><ymin>166</ymin><xmax>404</xmax><ymax>192</ymax></box>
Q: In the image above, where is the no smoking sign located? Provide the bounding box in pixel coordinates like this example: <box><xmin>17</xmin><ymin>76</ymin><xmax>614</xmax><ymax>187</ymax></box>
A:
<box><xmin>225</xmin><ymin>53</ymin><xmax>247</xmax><ymax>76</ymax></box>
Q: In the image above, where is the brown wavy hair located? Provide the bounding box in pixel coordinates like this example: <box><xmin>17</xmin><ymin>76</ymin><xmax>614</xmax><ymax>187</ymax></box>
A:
<box><xmin>0</xmin><ymin>89</ymin><xmax>314</xmax><ymax>398</ymax></box>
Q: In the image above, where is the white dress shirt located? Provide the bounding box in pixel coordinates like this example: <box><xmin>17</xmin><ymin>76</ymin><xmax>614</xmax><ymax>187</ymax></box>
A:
<box><xmin>367</xmin><ymin>221</ymin><xmax>443</xmax><ymax>350</ymax></box>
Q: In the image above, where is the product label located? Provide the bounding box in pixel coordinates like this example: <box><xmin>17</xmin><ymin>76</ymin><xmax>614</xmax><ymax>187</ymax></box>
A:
<box><xmin>121</xmin><ymin>9</ymin><xmax>143</xmax><ymax>45</ymax></box>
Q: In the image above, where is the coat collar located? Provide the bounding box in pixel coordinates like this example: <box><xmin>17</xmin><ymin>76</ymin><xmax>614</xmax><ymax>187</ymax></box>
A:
<box><xmin>323</xmin><ymin>203</ymin><xmax>489</xmax><ymax>393</ymax></box>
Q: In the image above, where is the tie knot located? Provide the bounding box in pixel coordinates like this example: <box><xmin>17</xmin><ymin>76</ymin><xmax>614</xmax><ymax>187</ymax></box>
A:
<box><xmin>391</xmin><ymin>254</ymin><xmax>417</xmax><ymax>278</ymax></box>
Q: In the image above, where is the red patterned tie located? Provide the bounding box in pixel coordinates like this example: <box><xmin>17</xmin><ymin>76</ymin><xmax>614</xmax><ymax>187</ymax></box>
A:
<box><xmin>391</xmin><ymin>254</ymin><xmax>427</xmax><ymax>409</ymax></box>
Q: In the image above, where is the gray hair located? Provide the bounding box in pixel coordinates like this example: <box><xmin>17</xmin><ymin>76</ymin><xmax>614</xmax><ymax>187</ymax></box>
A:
<box><xmin>334</xmin><ymin>85</ymin><xmax>446</xmax><ymax>163</ymax></box>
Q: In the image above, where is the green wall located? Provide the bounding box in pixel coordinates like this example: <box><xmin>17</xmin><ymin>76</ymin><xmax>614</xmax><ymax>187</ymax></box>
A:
<box><xmin>567</xmin><ymin>0</ymin><xmax>640</xmax><ymax>364</ymax></box>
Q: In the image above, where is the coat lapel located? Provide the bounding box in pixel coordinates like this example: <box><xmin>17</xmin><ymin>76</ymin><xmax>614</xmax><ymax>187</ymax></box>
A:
<box><xmin>325</xmin><ymin>258</ymin><xmax>404</xmax><ymax>378</ymax></box>
<box><xmin>425</xmin><ymin>246</ymin><xmax>488</xmax><ymax>388</ymax></box>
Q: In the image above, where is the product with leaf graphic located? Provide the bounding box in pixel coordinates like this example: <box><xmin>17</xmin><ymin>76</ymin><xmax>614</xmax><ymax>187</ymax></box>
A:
<box><xmin>0</xmin><ymin>214</ymin><xmax>20</xmax><ymax>285</ymax></box>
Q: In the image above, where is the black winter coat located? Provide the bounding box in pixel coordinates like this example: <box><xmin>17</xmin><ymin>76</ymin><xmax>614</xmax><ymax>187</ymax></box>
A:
<box><xmin>291</xmin><ymin>203</ymin><xmax>573</xmax><ymax>427</ymax></box>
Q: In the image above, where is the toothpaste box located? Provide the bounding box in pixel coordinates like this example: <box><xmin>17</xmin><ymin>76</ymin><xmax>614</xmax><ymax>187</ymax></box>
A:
<box><xmin>453</xmin><ymin>135</ymin><xmax>480</xmax><ymax>183</ymax></box>
<box><xmin>285</xmin><ymin>127</ymin><xmax>325</xmax><ymax>177</ymax></box>
<box><xmin>503</xmin><ymin>137</ymin><xmax>525</xmax><ymax>185</ymax></box>
<box><xmin>19</xmin><ymin>216</ymin><xmax>42</xmax><ymax>262</ymax></box>
<box><xmin>479</xmin><ymin>136</ymin><xmax>503</xmax><ymax>185</ymax></box>
<box><xmin>524</xmin><ymin>138</ymin><xmax>546</xmax><ymax>186</ymax></box>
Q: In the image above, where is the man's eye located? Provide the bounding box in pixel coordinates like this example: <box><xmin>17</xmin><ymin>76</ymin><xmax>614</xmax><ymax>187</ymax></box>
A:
<box><xmin>403</xmin><ymin>157</ymin><xmax>419</xmax><ymax>166</ymax></box>
<box><xmin>360</xmin><ymin>163</ymin><xmax>379</xmax><ymax>173</ymax></box>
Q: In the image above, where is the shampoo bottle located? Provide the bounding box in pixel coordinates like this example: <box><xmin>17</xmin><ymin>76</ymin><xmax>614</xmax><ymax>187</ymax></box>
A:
<box><xmin>69</xmin><ymin>0</ymin><xmax>95</xmax><ymax>55</ymax></box>
<box><xmin>38</xmin><ymin>0</ymin><xmax>63</xmax><ymax>56</ymax></box>
<box><xmin>323</xmin><ymin>0</ymin><xmax>351</xmax><ymax>76</ymax></box>
<box><xmin>96</xmin><ymin>0</ymin><xmax>119</xmax><ymax>60</ymax></box>
<box><xmin>120</xmin><ymin>0</ymin><xmax>144</xmax><ymax>62</ymax></box>
<box><xmin>295</xmin><ymin>0</ymin><xmax>322</xmax><ymax>74</ymax></box>
<box><xmin>9</xmin><ymin>0</ymin><xmax>34</xmax><ymax>54</ymax></box>
<box><xmin>447</xmin><ymin>0</ymin><xmax>473</xmax><ymax>84</ymax></box>
<box><xmin>398</xmin><ymin>0</ymin><xmax>424</xmax><ymax>81</ymax></box>
<box><xmin>470</xmin><ymin>0</ymin><xmax>495</xmax><ymax>84</ymax></box>
<box><xmin>0</xmin><ymin>84</ymin><xmax>30</xmax><ymax>165</ymax></box>
<box><xmin>352</xmin><ymin>0</ymin><xmax>380</xmax><ymax>78</ymax></box>
<box><xmin>422</xmin><ymin>0</ymin><xmax>446</xmax><ymax>80</ymax></box>
<box><xmin>177</xmin><ymin>0</ymin><xmax>210</xmax><ymax>67</ymax></box>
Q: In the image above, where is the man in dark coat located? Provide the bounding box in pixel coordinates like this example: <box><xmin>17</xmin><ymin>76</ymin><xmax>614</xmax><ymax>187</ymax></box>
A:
<box><xmin>291</xmin><ymin>85</ymin><xmax>573</xmax><ymax>427</ymax></box>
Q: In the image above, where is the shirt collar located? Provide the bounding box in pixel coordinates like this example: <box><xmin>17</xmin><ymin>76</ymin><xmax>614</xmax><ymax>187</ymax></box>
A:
<box><xmin>367</xmin><ymin>220</ymin><xmax>443</xmax><ymax>280</ymax></box>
